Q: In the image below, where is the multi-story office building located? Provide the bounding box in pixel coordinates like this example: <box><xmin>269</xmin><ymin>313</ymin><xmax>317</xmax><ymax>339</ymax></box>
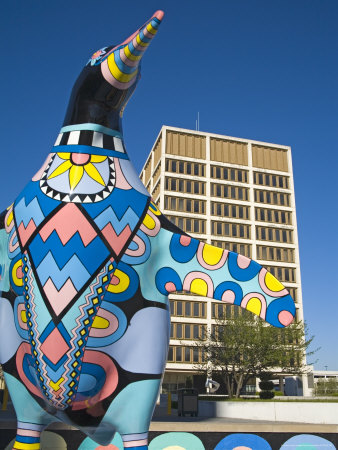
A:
<box><xmin>140</xmin><ymin>126</ymin><xmax>305</xmax><ymax>394</ymax></box>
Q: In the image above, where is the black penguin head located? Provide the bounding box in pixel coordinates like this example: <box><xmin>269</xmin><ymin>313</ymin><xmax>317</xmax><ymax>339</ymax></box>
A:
<box><xmin>63</xmin><ymin>10</ymin><xmax>164</xmax><ymax>132</ymax></box>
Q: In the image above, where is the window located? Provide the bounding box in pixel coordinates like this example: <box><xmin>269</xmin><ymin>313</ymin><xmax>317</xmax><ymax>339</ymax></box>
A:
<box><xmin>212</xmin><ymin>183</ymin><xmax>248</xmax><ymax>201</ymax></box>
<box><xmin>167</xmin><ymin>346</ymin><xmax>202</xmax><ymax>364</ymax></box>
<box><xmin>256</xmin><ymin>226</ymin><xmax>292</xmax><ymax>243</ymax></box>
<box><xmin>254</xmin><ymin>189</ymin><xmax>290</xmax><ymax>206</ymax></box>
<box><xmin>168</xmin><ymin>216</ymin><xmax>206</xmax><ymax>234</ymax></box>
<box><xmin>166</xmin><ymin>197</ymin><xmax>206</xmax><ymax>214</ymax></box>
<box><xmin>254</xmin><ymin>172</ymin><xmax>289</xmax><ymax>189</ymax></box>
<box><xmin>257</xmin><ymin>245</ymin><xmax>294</xmax><ymax>262</ymax></box>
<box><xmin>165</xmin><ymin>177</ymin><xmax>205</xmax><ymax>195</ymax></box>
<box><xmin>264</xmin><ymin>266</ymin><xmax>296</xmax><ymax>283</ymax></box>
<box><xmin>211</xmin><ymin>202</ymin><xmax>249</xmax><ymax>219</ymax></box>
<box><xmin>288</xmin><ymin>287</ymin><xmax>298</xmax><ymax>303</ymax></box>
<box><xmin>193</xmin><ymin>348</ymin><xmax>200</xmax><ymax>362</ymax></box>
<box><xmin>212</xmin><ymin>304</ymin><xmax>245</xmax><ymax>320</ymax></box>
<box><xmin>211</xmin><ymin>166</ymin><xmax>248</xmax><ymax>182</ymax></box>
<box><xmin>170</xmin><ymin>301</ymin><xmax>207</xmax><ymax>318</ymax></box>
<box><xmin>184</xmin><ymin>347</ymin><xmax>191</xmax><ymax>362</ymax></box>
<box><xmin>212</xmin><ymin>221</ymin><xmax>250</xmax><ymax>239</ymax></box>
<box><xmin>255</xmin><ymin>208</ymin><xmax>292</xmax><ymax>225</ymax></box>
<box><xmin>211</xmin><ymin>241</ymin><xmax>252</xmax><ymax>257</ymax></box>
<box><xmin>168</xmin><ymin>346</ymin><xmax>174</xmax><ymax>361</ymax></box>
<box><xmin>166</xmin><ymin>159</ymin><xmax>205</xmax><ymax>176</ymax></box>
<box><xmin>171</xmin><ymin>323</ymin><xmax>205</xmax><ymax>341</ymax></box>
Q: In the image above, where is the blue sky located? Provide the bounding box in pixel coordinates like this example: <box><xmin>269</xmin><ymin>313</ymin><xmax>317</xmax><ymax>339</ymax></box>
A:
<box><xmin>1</xmin><ymin>1</ymin><xmax>337</xmax><ymax>370</ymax></box>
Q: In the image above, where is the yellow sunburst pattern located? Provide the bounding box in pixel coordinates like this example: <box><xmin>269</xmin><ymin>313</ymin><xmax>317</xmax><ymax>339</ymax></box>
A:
<box><xmin>48</xmin><ymin>153</ymin><xmax>107</xmax><ymax>190</ymax></box>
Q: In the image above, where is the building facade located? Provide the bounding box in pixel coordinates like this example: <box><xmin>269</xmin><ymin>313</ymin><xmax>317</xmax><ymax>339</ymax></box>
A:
<box><xmin>140</xmin><ymin>126</ymin><xmax>305</xmax><ymax>394</ymax></box>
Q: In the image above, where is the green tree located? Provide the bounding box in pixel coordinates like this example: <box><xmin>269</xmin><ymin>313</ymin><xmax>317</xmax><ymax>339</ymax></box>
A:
<box><xmin>195</xmin><ymin>309</ymin><xmax>316</xmax><ymax>398</ymax></box>
<box><xmin>314</xmin><ymin>378</ymin><xmax>338</xmax><ymax>396</ymax></box>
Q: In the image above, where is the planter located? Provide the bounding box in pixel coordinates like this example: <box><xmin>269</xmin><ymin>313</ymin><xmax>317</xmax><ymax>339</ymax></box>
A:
<box><xmin>199</xmin><ymin>400</ymin><xmax>338</xmax><ymax>424</ymax></box>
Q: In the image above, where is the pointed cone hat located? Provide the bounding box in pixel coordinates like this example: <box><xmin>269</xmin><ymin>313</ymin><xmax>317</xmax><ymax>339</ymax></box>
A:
<box><xmin>102</xmin><ymin>10</ymin><xmax>164</xmax><ymax>89</ymax></box>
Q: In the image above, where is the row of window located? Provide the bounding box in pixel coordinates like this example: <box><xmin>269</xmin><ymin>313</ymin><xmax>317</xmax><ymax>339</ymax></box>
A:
<box><xmin>211</xmin><ymin>166</ymin><xmax>248</xmax><ymax>183</ymax></box>
<box><xmin>288</xmin><ymin>287</ymin><xmax>298</xmax><ymax>303</ymax></box>
<box><xmin>169</xmin><ymin>216</ymin><xmax>206</xmax><ymax>234</ymax></box>
<box><xmin>167</xmin><ymin>345</ymin><xmax>202</xmax><ymax>363</ymax></box>
<box><xmin>254</xmin><ymin>172</ymin><xmax>289</xmax><ymax>189</ymax></box>
<box><xmin>153</xmin><ymin>164</ymin><xmax>161</xmax><ymax>187</ymax></box>
<box><xmin>211</xmin><ymin>202</ymin><xmax>250</xmax><ymax>220</ymax></box>
<box><xmin>257</xmin><ymin>245</ymin><xmax>294</xmax><ymax>263</ymax></box>
<box><xmin>255</xmin><ymin>207</ymin><xmax>292</xmax><ymax>225</ymax></box>
<box><xmin>165</xmin><ymin>159</ymin><xmax>205</xmax><ymax>177</ymax></box>
<box><xmin>164</xmin><ymin>197</ymin><xmax>206</xmax><ymax>214</ymax></box>
<box><xmin>170</xmin><ymin>323</ymin><xmax>206</xmax><ymax>340</ymax></box>
<box><xmin>170</xmin><ymin>300</ymin><xmax>207</xmax><ymax>318</ymax></box>
<box><xmin>254</xmin><ymin>189</ymin><xmax>290</xmax><ymax>207</ymax></box>
<box><xmin>265</xmin><ymin>266</ymin><xmax>296</xmax><ymax>283</ymax></box>
<box><xmin>165</xmin><ymin>177</ymin><xmax>205</xmax><ymax>195</ymax></box>
<box><xmin>211</xmin><ymin>241</ymin><xmax>252</xmax><ymax>258</ymax></box>
<box><xmin>212</xmin><ymin>302</ymin><xmax>248</xmax><ymax>319</ymax></box>
<box><xmin>167</xmin><ymin>345</ymin><xmax>300</xmax><ymax>365</ymax></box>
<box><xmin>211</xmin><ymin>183</ymin><xmax>249</xmax><ymax>201</ymax></box>
<box><xmin>211</xmin><ymin>221</ymin><xmax>250</xmax><ymax>239</ymax></box>
<box><xmin>152</xmin><ymin>182</ymin><xmax>160</xmax><ymax>202</ymax></box>
<box><xmin>171</xmin><ymin>300</ymin><xmax>299</xmax><ymax>323</ymax></box>
<box><xmin>256</xmin><ymin>226</ymin><xmax>293</xmax><ymax>243</ymax></box>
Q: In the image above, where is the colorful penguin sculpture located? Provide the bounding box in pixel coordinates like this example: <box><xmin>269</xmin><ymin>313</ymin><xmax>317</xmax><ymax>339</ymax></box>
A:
<box><xmin>0</xmin><ymin>10</ymin><xmax>296</xmax><ymax>450</ymax></box>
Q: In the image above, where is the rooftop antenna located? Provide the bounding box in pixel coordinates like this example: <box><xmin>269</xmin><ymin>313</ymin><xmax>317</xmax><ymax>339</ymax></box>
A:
<box><xmin>196</xmin><ymin>112</ymin><xmax>200</xmax><ymax>131</ymax></box>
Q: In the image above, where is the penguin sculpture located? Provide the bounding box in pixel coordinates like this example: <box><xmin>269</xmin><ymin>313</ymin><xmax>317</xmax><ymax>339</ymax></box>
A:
<box><xmin>0</xmin><ymin>10</ymin><xmax>296</xmax><ymax>450</ymax></box>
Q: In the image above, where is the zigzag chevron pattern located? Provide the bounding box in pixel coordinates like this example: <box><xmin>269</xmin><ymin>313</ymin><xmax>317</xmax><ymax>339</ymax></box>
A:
<box><xmin>94</xmin><ymin>205</ymin><xmax>140</xmax><ymax>255</ymax></box>
<box><xmin>26</xmin><ymin>204</ymin><xmax>111</xmax><ymax>320</ymax></box>
<box><xmin>34</xmin><ymin>252</ymin><xmax>91</xmax><ymax>290</ymax></box>
<box><xmin>29</xmin><ymin>234</ymin><xmax>109</xmax><ymax>284</ymax></box>
<box><xmin>94</xmin><ymin>205</ymin><xmax>140</xmax><ymax>234</ymax></box>
<box><xmin>15</xmin><ymin>197</ymin><xmax>45</xmax><ymax>228</ymax></box>
<box><xmin>39</xmin><ymin>203</ymin><xmax>97</xmax><ymax>246</ymax></box>
<box><xmin>15</xmin><ymin>197</ymin><xmax>45</xmax><ymax>248</ymax></box>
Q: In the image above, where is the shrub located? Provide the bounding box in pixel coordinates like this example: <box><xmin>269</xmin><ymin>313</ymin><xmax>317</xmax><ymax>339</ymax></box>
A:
<box><xmin>259</xmin><ymin>391</ymin><xmax>275</xmax><ymax>399</ymax></box>
<box><xmin>259</xmin><ymin>381</ymin><xmax>274</xmax><ymax>391</ymax></box>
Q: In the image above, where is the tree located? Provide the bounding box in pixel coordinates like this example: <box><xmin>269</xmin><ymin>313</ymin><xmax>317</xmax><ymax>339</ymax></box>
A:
<box><xmin>314</xmin><ymin>378</ymin><xmax>338</xmax><ymax>396</ymax></box>
<box><xmin>195</xmin><ymin>309</ymin><xmax>316</xmax><ymax>398</ymax></box>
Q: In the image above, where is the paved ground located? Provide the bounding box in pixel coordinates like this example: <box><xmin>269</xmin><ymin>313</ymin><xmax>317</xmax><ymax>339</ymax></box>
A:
<box><xmin>150</xmin><ymin>405</ymin><xmax>338</xmax><ymax>433</ymax></box>
<box><xmin>1</xmin><ymin>402</ymin><xmax>337</xmax><ymax>434</ymax></box>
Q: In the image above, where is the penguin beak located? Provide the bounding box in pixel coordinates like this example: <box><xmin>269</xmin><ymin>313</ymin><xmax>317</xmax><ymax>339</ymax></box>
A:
<box><xmin>102</xmin><ymin>10</ymin><xmax>164</xmax><ymax>89</ymax></box>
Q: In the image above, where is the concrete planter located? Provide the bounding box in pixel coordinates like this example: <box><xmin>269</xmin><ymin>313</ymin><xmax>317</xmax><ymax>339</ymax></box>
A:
<box><xmin>199</xmin><ymin>400</ymin><xmax>338</xmax><ymax>424</ymax></box>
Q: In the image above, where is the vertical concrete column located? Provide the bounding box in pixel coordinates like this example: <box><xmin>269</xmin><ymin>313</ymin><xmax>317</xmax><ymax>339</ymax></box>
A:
<box><xmin>205</xmin><ymin>135</ymin><xmax>211</xmax><ymax>244</ymax></box>
<box><xmin>247</xmin><ymin>142</ymin><xmax>256</xmax><ymax>260</ymax></box>
<box><xmin>279</xmin><ymin>375</ymin><xmax>284</xmax><ymax>395</ymax></box>
<box><xmin>302</xmin><ymin>373</ymin><xmax>311</xmax><ymax>397</ymax></box>
<box><xmin>160</xmin><ymin>127</ymin><xmax>167</xmax><ymax>211</ymax></box>
<box><xmin>287</xmin><ymin>146</ymin><xmax>304</xmax><ymax>324</ymax></box>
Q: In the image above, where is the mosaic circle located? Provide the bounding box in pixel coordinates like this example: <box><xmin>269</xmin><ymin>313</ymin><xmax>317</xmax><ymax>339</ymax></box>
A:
<box><xmin>280</xmin><ymin>434</ymin><xmax>335</xmax><ymax>449</ymax></box>
<box><xmin>149</xmin><ymin>432</ymin><xmax>205</xmax><ymax>450</ymax></box>
<box><xmin>214</xmin><ymin>433</ymin><xmax>271</xmax><ymax>450</ymax></box>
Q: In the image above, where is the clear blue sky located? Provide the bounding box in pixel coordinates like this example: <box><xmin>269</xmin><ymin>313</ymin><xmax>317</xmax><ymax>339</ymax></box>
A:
<box><xmin>1</xmin><ymin>1</ymin><xmax>337</xmax><ymax>370</ymax></box>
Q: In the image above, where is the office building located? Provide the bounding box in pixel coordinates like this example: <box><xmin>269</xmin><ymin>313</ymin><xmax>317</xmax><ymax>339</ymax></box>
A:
<box><xmin>140</xmin><ymin>126</ymin><xmax>305</xmax><ymax>394</ymax></box>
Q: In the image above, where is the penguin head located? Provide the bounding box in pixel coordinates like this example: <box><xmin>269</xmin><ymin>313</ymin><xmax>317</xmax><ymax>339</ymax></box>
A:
<box><xmin>63</xmin><ymin>10</ymin><xmax>164</xmax><ymax>132</ymax></box>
